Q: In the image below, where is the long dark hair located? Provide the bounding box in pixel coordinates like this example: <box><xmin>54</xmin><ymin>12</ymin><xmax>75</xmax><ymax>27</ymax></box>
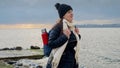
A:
<box><xmin>52</xmin><ymin>18</ymin><xmax>63</xmax><ymax>35</ymax></box>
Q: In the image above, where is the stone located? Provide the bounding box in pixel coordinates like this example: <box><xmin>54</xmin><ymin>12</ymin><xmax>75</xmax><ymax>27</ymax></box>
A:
<box><xmin>30</xmin><ymin>46</ymin><xmax>40</xmax><ymax>49</ymax></box>
<box><xmin>15</xmin><ymin>46</ymin><xmax>22</xmax><ymax>50</ymax></box>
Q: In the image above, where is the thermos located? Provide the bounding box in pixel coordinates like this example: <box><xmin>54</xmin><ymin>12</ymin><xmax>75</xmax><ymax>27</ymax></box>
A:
<box><xmin>41</xmin><ymin>28</ymin><xmax>48</xmax><ymax>45</ymax></box>
<box><xmin>41</xmin><ymin>28</ymin><xmax>52</xmax><ymax>57</ymax></box>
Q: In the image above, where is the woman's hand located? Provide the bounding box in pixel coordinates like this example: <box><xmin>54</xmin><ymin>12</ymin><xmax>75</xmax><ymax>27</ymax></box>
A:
<box><xmin>75</xmin><ymin>28</ymin><xmax>79</xmax><ymax>35</ymax></box>
<box><xmin>63</xmin><ymin>28</ymin><xmax>71</xmax><ymax>38</ymax></box>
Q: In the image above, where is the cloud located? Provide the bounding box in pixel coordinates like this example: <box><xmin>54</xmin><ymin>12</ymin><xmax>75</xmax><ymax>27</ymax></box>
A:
<box><xmin>0</xmin><ymin>0</ymin><xmax>120</xmax><ymax>24</ymax></box>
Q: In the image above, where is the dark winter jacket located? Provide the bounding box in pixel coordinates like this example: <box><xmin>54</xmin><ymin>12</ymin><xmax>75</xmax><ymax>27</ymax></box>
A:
<box><xmin>48</xmin><ymin>22</ymin><xmax>81</xmax><ymax>68</ymax></box>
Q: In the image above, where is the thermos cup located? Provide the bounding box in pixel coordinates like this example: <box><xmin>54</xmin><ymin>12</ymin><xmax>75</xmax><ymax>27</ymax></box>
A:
<box><xmin>41</xmin><ymin>28</ymin><xmax>48</xmax><ymax>45</ymax></box>
<box><xmin>41</xmin><ymin>28</ymin><xmax>51</xmax><ymax>57</ymax></box>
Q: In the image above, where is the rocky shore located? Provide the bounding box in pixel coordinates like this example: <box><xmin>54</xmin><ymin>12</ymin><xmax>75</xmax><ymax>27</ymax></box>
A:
<box><xmin>0</xmin><ymin>60</ymin><xmax>14</xmax><ymax>68</ymax></box>
<box><xmin>0</xmin><ymin>46</ymin><xmax>46</xmax><ymax>68</ymax></box>
<box><xmin>0</xmin><ymin>57</ymin><xmax>48</xmax><ymax>68</ymax></box>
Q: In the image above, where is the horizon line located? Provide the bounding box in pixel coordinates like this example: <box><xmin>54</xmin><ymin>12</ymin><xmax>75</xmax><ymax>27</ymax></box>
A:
<box><xmin>0</xmin><ymin>23</ymin><xmax>53</xmax><ymax>29</ymax></box>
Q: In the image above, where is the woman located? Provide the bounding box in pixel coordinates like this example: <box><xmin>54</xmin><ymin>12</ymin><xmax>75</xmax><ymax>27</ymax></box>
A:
<box><xmin>47</xmin><ymin>3</ymin><xmax>81</xmax><ymax>68</ymax></box>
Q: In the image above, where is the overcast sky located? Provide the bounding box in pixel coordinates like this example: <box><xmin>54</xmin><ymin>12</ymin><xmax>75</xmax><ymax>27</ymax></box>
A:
<box><xmin>0</xmin><ymin>0</ymin><xmax>120</xmax><ymax>24</ymax></box>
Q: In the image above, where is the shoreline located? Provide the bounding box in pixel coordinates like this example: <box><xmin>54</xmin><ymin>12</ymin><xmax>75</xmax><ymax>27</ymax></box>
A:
<box><xmin>0</xmin><ymin>49</ymin><xmax>44</xmax><ymax>68</ymax></box>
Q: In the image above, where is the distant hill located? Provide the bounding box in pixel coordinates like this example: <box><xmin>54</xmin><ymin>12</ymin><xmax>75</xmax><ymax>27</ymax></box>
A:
<box><xmin>76</xmin><ymin>24</ymin><xmax>120</xmax><ymax>28</ymax></box>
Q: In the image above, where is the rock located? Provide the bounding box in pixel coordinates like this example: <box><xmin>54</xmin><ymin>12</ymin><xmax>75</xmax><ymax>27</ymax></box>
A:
<box><xmin>9</xmin><ymin>48</ymin><xmax>15</xmax><ymax>50</ymax></box>
<box><xmin>30</xmin><ymin>64</ymin><xmax>42</xmax><ymax>68</ymax></box>
<box><xmin>2</xmin><ymin>48</ymin><xmax>9</xmax><ymax>50</ymax></box>
<box><xmin>7</xmin><ymin>61</ymin><xmax>16</xmax><ymax>65</ymax></box>
<box><xmin>15</xmin><ymin>63</ymin><xmax>23</xmax><ymax>66</ymax></box>
<box><xmin>36</xmin><ymin>65</ymin><xmax>43</xmax><ymax>68</ymax></box>
<box><xmin>14</xmin><ymin>59</ymin><xmax>43</xmax><ymax>68</ymax></box>
<box><xmin>30</xmin><ymin>46</ymin><xmax>40</xmax><ymax>49</ymax></box>
<box><xmin>0</xmin><ymin>46</ymin><xmax>22</xmax><ymax>51</ymax></box>
<box><xmin>3</xmin><ymin>59</ymin><xmax>17</xmax><ymax>65</ymax></box>
<box><xmin>0</xmin><ymin>60</ymin><xmax>14</xmax><ymax>68</ymax></box>
<box><xmin>15</xmin><ymin>46</ymin><xmax>22</xmax><ymax>50</ymax></box>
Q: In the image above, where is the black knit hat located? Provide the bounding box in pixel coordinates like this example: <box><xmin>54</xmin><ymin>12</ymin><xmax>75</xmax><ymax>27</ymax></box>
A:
<box><xmin>55</xmin><ymin>3</ymin><xmax>73</xmax><ymax>18</ymax></box>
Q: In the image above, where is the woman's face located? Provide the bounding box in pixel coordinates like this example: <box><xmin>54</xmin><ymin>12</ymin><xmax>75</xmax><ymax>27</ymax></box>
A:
<box><xmin>63</xmin><ymin>10</ymin><xmax>73</xmax><ymax>23</ymax></box>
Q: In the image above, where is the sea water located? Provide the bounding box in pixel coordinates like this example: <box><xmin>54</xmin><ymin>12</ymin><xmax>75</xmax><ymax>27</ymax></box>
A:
<box><xmin>0</xmin><ymin>28</ymin><xmax>43</xmax><ymax>49</ymax></box>
<box><xmin>0</xmin><ymin>28</ymin><xmax>120</xmax><ymax>68</ymax></box>
<box><xmin>79</xmin><ymin>28</ymin><xmax>120</xmax><ymax>68</ymax></box>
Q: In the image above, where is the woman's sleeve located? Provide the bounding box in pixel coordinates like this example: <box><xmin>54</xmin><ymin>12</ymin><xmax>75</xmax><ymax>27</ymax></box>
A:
<box><xmin>48</xmin><ymin>27</ymin><xmax>68</xmax><ymax>48</ymax></box>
